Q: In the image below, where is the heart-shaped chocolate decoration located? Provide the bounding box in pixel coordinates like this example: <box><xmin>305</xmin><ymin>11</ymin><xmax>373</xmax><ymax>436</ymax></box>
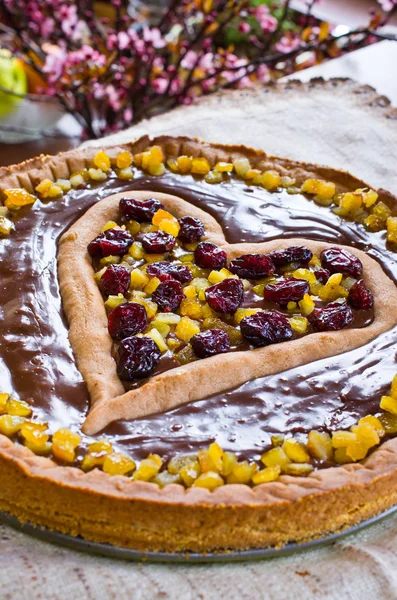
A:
<box><xmin>58</xmin><ymin>191</ymin><xmax>397</xmax><ymax>435</ymax></box>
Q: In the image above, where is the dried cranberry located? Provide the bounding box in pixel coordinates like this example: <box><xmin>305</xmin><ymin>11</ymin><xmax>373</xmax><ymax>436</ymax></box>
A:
<box><xmin>191</xmin><ymin>329</ymin><xmax>230</xmax><ymax>358</ymax></box>
<box><xmin>308</xmin><ymin>302</ymin><xmax>353</xmax><ymax>331</ymax></box>
<box><xmin>194</xmin><ymin>242</ymin><xmax>227</xmax><ymax>270</ymax></box>
<box><xmin>152</xmin><ymin>280</ymin><xmax>185</xmax><ymax>312</ymax></box>
<box><xmin>117</xmin><ymin>336</ymin><xmax>161</xmax><ymax>380</ymax></box>
<box><xmin>108</xmin><ymin>302</ymin><xmax>147</xmax><ymax>341</ymax></box>
<box><xmin>229</xmin><ymin>254</ymin><xmax>275</xmax><ymax>280</ymax></box>
<box><xmin>205</xmin><ymin>278</ymin><xmax>244</xmax><ymax>314</ymax></box>
<box><xmin>87</xmin><ymin>229</ymin><xmax>134</xmax><ymax>258</ymax></box>
<box><xmin>119</xmin><ymin>197</ymin><xmax>163</xmax><ymax>222</ymax></box>
<box><xmin>142</xmin><ymin>231</ymin><xmax>175</xmax><ymax>253</ymax></box>
<box><xmin>348</xmin><ymin>280</ymin><xmax>374</xmax><ymax>310</ymax></box>
<box><xmin>99</xmin><ymin>264</ymin><xmax>130</xmax><ymax>297</ymax></box>
<box><xmin>146</xmin><ymin>261</ymin><xmax>192</xmax><ymax>284</ymax></box>
<box><xmin>320</xmin><ymin>247</ymin><xmax>363</xmax><ymax>278</ymax></box>
<box><xmin>240</xmin><ymin>311</ymin><xmax>293</xmax><ymax>346</ymax></box>
<box><xmin>315</xmin><ymin>268</ymin><xmax>330</xmax><ymax>285</ymax></box>
<box><xmin>178</xmin><ymin>216</ymin><xmax>205</xmax><ymax>243</ymax></box>
<box><xmin>264</xmin><ymin>278</ymin><xmax>309</xmax><ymax>306</ymax></box>
<box><xmin>268</xmin><ymin>246</ymin><xmax>313</xmax><ymax>266</ymax></box>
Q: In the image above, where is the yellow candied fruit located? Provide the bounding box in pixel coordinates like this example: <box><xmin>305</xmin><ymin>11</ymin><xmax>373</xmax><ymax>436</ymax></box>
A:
<box><xmin>144</xmin><ymin>252</ymin><xmax>166</xmax><ymax>263</ymax></box>
<box><xmin>244</xmin><ymin>169</ymin><xmax>262</xmax><ymax>184</ymax></box>
<box><xmin>208</xmin><ymin>270</ymin><xmax>227</xmax><ymax>285</ymax></box>
<box><xmin>155</xmin><ymin>312</ymin><xmax>181</xmax><ymax>325</ymax></box>
<box><xmin>338</xmin><ymin>191</ymin><xmax>363</xmax><ymax>214</ymax></box>
<box><xmin>205</xmin><ymin>170</ymin><xmax>223</xmax><ymax>184</ymax></box>
<box><xmin>359</xmin><ymin>415</ymin><xmax>385</xmax><ymax>436</ymax></box>
<box><xmin>193</xmin><ymin>471</ymin><xmax>224</xmax><ymax>490</ymax></box>
<box><xmin>134</xmin><ymin>455</ymin><xmax>162</xmax><ymax>481</ymax></box>
<box><xmin>280</xmin><ymin>176</ymin><xmax>296</xmax><ymax>188</ymax></box>
<box><xmin>153</xmin><ymin>471</ymin><xmax>182</xmax><ymax>487</ymax></box>
<box><xmin>159</xmin><ymin>219</ymin><xmax>180</xmax><ymax>237</ymax></box>
<box><xmin>52</xmin><ymin>428</ymin><xmax>81</xmax><ymax>463</ymax></box>
<box><xmin>318</xmin><ymin>274</ymin><xmax>348</xmax><ymax>302</ymax></box>
<box><xmin>130</xmin><ymin>268</ymin><xmax>149</xmax><ymax>290</ymax></box>
<box><xmin>391</xmin><ymin>374</ymin><xmax>397</xmax><ymax>398</ymax></box>
<box><xmin>6</xmin><ymin>398</ymin><xmax>32</xmax><ymax>417</ymax></box>
<box><xmin>180</xmin><ymin>298</ymin><xmax>204</xmax><ymax>320</ymax></box>
<box><xmin>287</xmin><ymin>302</ymin><xmax>297</xmax><ymax>311</ymax></box>
<box><xmin>94</xmin><ymin>150</ymin><xmax>111</xmax><ymax>172</ymax></box>
<box><xmin>144</xmin><ymin>276</ymin><xmax>161</xmax><ymax>295</ymax></box>
<box><xmin>283</xmin><ymin>463</ymin><xmax>313</xmax><ymax>476</ymax></box>
<box><xmin>202</xmin><ymin>317</ymin><xmax>242</xmax><ymax>345</ymax></box>
<box><xmin>331</xmin><ymin>430</ymin><xmax>356</xmax><ymax>448</ymax></box>
<box><xmin>309</xmin><ymin>255</ymin><xmax>322</xmax><ymax>268</ymax></box>
<box><xmin>104</xmin><ymin>294</ymin><xmax>127</xmax><ymax>311</ymax></box>
<box><xmin>88</xmin><ymin>168</ymin><xmax>107</xmax><ymax>181</ymax></box>
<box><xmin>201</xmin><ymin>303</ymin><xmax>215</xmax><ymax>320</ymax></box>
<box><xmin>149</xmin><ymin>320</ymin><xmax>170</xmax><ymax>338</ymax></box>
<box><xmin>208</xmin><ymin>442</ymin><xmax>224</xmax><ymax>471</ymax></box>
<box><xmin>4</xmin><ymin>188</ymin><xmax>36</xmax><ymax>211</ymax></box>
<box><xmin>292</xmin><ymin>268</ymin><xmax>317</xmax><ymax>286</ymax></box>
<box><xmin>116</xmin><ymin>151</ymin><xmax>133</xmax><ymax>169</ymax></box>
<box><xmin>55</xmin><ymin>179</ymin><xmax>71</xmax><ymax>192</ymax></box>
<box><xmin>144</xmin><ymin>328</ymin><xmax>168</xmax><ymax>353</ymax></box>
<box><xmin>166</xmin><ymin>158</ymin><xmax>180</xmax><ymax>173</ymax></box>
<box><xmin>152</xmin><ymin>209</ymin><xmax>175</xmax><ymax>226</ymax></box>
<box><xmin>289</xmin><ymin>315</ymin><xmax>308</xmax><ymax>334</ymax></box>
<box><xmin>221</xmin><ymin>451</ymin><xmax>238</xmax><ymax>476</ymax></box>
<box><xmin>282</xmin><ymin>438</ymin><xmax>310</xmax><ymax>463</ymax></box>
<box><xmin>373</xmin><ymin>201</ymin><xmax>392</xmax><ymax>221</ymax></box>
<box><xmin>103</xmin><ymin>452</ymin><xmax>136</xmax><ymax>476</ymax></box>
<box><xmin>215</xmin><ymin>162</ymin><xmax>233</xmax><ymax>173</ymax></box>
<box><xmin>386</xmin><ymin>217</ymin><xmax>397</xmax><ymax>245</ymax></box>
<box><xmin>313</xmin><ymin>195</ymin><xmax>334</xmax><ymax>207</ymax></box>
<box><xmin>362</xmin><ymin>189</ymin><xmax>378</xmax><ymax>208</ymax></box>
<box><xmin>101</xmin><ymin>221</ymin><xmax>120</xmax><ymax>232</ymax></box>
<box><xmin>0</xmin><ymin>414</ymin><xmax>25</xmax><ymax>436</ymax></box>
<box><xmin>118</xmin><ymin>167</ymin><xmax>134</xmax><ymax>180</ymax></box>
<box><xmin>149</xmin><ymin>145</ymin><xmax>165</xmax><ymax>164</ymax></box>
<box><xmin>198</xmin><ymin>448</ymin><xmax>221</xmax><ymax>474</ymax></box>
<box><xmin>81</xmin><ymin>440</ymin><xmax>113</xmax><ymax>471</ymax></box>
<box><xmin>129</xmin><ymin>241</ymin><xmax>145</xmax><ymax>260</ymax></box>
<box><xmin>261</xmin><ymin>446</ymin><xmax>290</xmax><ymax>469</ymax></box>
<box><xmin>298</xmin><ymin>293</ymin><xmax>315</xmax><ymax>316</ymax></box>
<box><xmin>180</xmin><ymin>461</ymin><xmax>201</xmax><ymax>486</ymax></box>
<box><xmin>20</xmin><ymin>421</ymin><xmax>50</xmax><ymax>454</ymax></box>
<box><xmin>0</xmin><ymin>216</ymin><xmax>15</xmax><ymax>236</ymax></box>
<box><xmin>70</xmin><ymin>172</ymin><xmax>86</xmax><ymax>188</ymax></box>
<box><xmin>99</xmin><ymin>255</ymin><xmax>121</xmax><ymax>266</ymax></box>
<box><xmin>271</xmin><ymin>434</ymin><xmax>285</xmax><ymax>447</ymax></box>
<box><xmin>260</xmin><ymin>170</ymin><xmax>281</xmax><ymax>190</ymax></box>
<box><xmin>334</xmin><ymin>447</ymin><xmax>350</xmax><ymax>464</ymax></box>
<box><xmin>191</xmin><ymin>157</ymin><xmax>211</xmax><ymax>175</ymax></box>
<box><xmin>345</xmin><ymin>440</ymin><xmax>372</xmax><ymax>462</ymax></box>
<box><xmin>364</xmin><ymin>214</ymin><xmax>385</xmax><ymax>232</ymax></box>
<box><xmin>252</xmin><ymin>465</ymin><xmax>280</xmax><ymax>485</ymax></box>
<box><xmin>35</xmin><ymin>179</ymin><xmax>53</xmax><ymax>197</ymax></box>
<box><xmin>133</xmin><ymin>298</ymin><xmax>158</xmax><ymax>320</ymax></box>
<box><xmin>301</xmin><ymin>179</ymin><xmax>336</xmax><ymax>199</ymax></box>
<box><xmin>380</xmin><ymin>395</ymin><xmax>397</xmax><ymax>416</ymax></box>
<box><xmin>176</xmin><ymin>155</ymin><xmax>193</xmax><ymax>174</ymax></box>
<box><xmin>379</xmin><ymin>413</ymin><xmax>397</xmax><ymax>435</ymax></box>
<box><xmin>226</xmin><ymin>461</ymin><xmax>257</xmax><ymax>484</ymax></box>
<box><xmin>307</xmin><ymin>431</ymin><xmax>333</xmax><ymax>461</ymax></box>
<box><xmin>183</xmin><ymin>285</ymin><xmax>197</xmax><ymax>299</ymax></box>
<box><xmin>148</xmin><ymin>163</ymin><xmax>165</xmax><ymax>176</ymax></box>
<box><xmin>0</xmin><ymin>393</ymin><xmax>9</xmax><ymax>413</ymax></box>
<box><xmin>191</xmin><ymin>277</ymin><xmax>210</xmax><ymax>293</ymax></box>
<box><xmin>168</xmin><ymin>453</ymin><xmax>197</xmax><ymax>474</ymax></box>
<box><xmin>234</xmin><ymin>307</ymin><xmax>262</xmax><ymax>325</ymax></box>
<box><xmin>167</xmin><ymin>338</ymin><xmax>181</xmax><ymax>351</ymax></box>
<box><xmin>126</xmin><ymin>221</ymin><xmax>140</xmax><ymax>236</ymax></box>
<box><xmin>351</xmin><ymin>422</ymin><xmax>379</xmax><ymax>447</ymax></box>
<box><xmin>233</xmin><ymin>158</ymin><xmax>251</xmax><ymax>177</ymax></box>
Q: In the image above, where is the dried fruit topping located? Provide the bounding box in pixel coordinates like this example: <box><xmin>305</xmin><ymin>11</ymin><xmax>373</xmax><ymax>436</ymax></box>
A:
<box><xmin>229</xmin><ymin>254</ymin><xmax>275</xmax><ymax>279</ymax></box>
<box><xmin>147</xmin><ymin>261</ymin><xmax>193</xmax><ymax>284</ymax></box>
<box><xmin>108</xmin><ymin>302</ymin><xmax>147</xmax><ymax>341</ymax></box>
<box><xmin>205</xmin><ymin>278</ymin><xmax>244</xmax><ymax>314</ymax></box>
<box><xmin>117</xmin><ymin>336</ymin><xmax>161</xmax><ymax>379</ymax></box>
<box><xmin>308</xmin><ymin>301</ymin><xmax>353</xmax><ymax>331</ymax></box>
<box><xmin>119</xmin><ymin>197</ymin><xmax>163</xmax><ymax>222</ymax></box>
<box><xmin>348</xmin><ymin>279</ymin><xmax>374</xmax><ymax>310</ymax></box>
<box><xmin>87</xmin><ymin>228</ymin><xmax>134</xmax><ymax>258</ymax></box>
<box><xmin>178</xmin><ymin>216</ymin><xmax>205</xmax><ymax>243</ymax></box>
<box><xmin>268</xmin><ymin>246</ymin><xmax>313</xmax><ymax>266</ymax></box>
<box><xmin>191</xmin><ymin>329</ymin><xmax>231</xmax><ymax>358</ymax></box>
<box><xmin>99</xmin><ymin>264</ymin><xmax>130</xmax><ymax>296</ymax></box>
<box><xmin>315</xmin><ymin>268</ymin><xmax>330</xmax><ymax>284</ymax></box>
<box><xmin>264</xmin><ymin>278</ymin><xmax>309</xmax><ymax>306</ymax></box>
<box><xmin>194</xmin><ymin>242</ymin><xmax>227</xmax><ymax>270</ymax></box>
<box><xmin>142</xmin><ymin>230</ymin><xmax>176</xmax><ymax>253</ymax></box>
<box><xmin>240</xmin><ymin>311</ymin><xmax>293</xmax><ymax>346</ymax></box>
<box><xmin>152</xmin><ymin>280</ymin><xmax>185</xmax><ymax>312</ymax></box>
<box><xmin>320</xmin><ymin>247</ymin><xmax>363</xmax><ymax>279</ymax></box>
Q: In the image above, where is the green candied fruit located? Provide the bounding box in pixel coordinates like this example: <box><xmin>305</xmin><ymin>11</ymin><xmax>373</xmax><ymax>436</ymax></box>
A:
<box><xmin>175</xmin><ymin>344</ymin><xmax>196</xmax><ymax>365</ymax></box>
<box><xmin>202</xmin><ymin>317</ymin><xmax>243</xmax><ymax>346</ymax></box>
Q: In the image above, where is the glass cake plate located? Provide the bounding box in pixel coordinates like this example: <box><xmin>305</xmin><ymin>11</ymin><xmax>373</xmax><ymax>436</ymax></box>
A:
<box><xmin>2</xmin><ymin>506</ymin><xmax>397</xmax><ymax>563</ymax></box>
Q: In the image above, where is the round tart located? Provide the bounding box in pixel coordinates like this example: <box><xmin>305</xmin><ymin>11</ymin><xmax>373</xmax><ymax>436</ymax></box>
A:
<box><xmin>1</xmin><ymin>136</ymin><xmax>397</xmax><ymax>553</ymax></box>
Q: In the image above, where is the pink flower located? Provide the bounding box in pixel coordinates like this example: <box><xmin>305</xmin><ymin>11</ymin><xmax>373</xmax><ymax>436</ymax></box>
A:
<box><xmin>275</xmin><ymin>35</ymin><xmax>301</xmax><ymax>54</ymax></box>
<box><xmin>239</xmin><ymin>22</ymin><xmax>251</xmax><ymax>34</ymax></box>
<box><xmin>258</xmin><ymin>14</ymin><xmax>278</xmax><ymax>33</ymax></box>
<box><xmin>255</xmin><ymin>64</ymin><xmax>270</xmax><ymax>83</ymax></box>
<box><xmin>181</xmin><ymin>50</ymin><xmax>198</xmax><ymax>70</ymax></box>
<box><xmin>378</xmin><ymin>0</ymin><xmax>396</xmax><ymax>9</ymax></box>
<box><xmin>143</xmin><ymin>27</ymin><xmax>166</xmax><ymax>49</ymax></box>
<box><xmin>58</xmin><ymin>4</ymin><xmax>78</xmax><ymax>37</ymax></box>
<box><xmin>118</xmin><ymin>31</ymin><xmax>130</xmax><ymax>50</ymax></box>
<box><xmin>40</xmin><ymin>17</ymin><xmax>55</xmax><ymax>38</ymax></box>
<box><xmin>152</xmin><ymin>77</ymin><xmax>168</xmax><ymax>93</ymax></box>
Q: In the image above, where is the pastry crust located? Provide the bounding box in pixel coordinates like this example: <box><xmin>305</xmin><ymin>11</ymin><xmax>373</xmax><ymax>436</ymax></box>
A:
<box><xmin>58</xmin><ymin>196</ymin><xmax>397</xmax><ymax>434</ymax></box>
<box><xmin>1</xmin><ymin>133</ymin><xmax>397</xmax><ymax>553</ymax></box>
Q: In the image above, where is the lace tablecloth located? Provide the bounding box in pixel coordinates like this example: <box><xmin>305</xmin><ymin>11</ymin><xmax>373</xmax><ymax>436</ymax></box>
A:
<box><xmin>2</xmin><ymin>78</ymin><xmax>397</xmax><ymax>599</ymax></box>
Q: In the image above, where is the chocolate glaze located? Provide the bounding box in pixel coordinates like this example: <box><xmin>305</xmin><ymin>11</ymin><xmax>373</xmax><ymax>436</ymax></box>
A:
<box><xmin>1</xmin><ymin>172</ymin><xmax>396</xmax><ymax>462</ymax></box>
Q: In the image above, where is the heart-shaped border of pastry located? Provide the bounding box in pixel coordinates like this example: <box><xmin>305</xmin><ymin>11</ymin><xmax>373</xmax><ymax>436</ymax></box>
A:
<box><xmin>58</xmin><ymin>190</ymin><xmax>397</xmax><ymax>435</ymax></box>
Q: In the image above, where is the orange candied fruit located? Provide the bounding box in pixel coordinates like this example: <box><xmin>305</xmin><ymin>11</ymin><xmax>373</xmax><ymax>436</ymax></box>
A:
<box><xmin>94</xmin><ymin>150</ymin><xmax>111</xmax><ymax>172</ymax></box>
<box><xmin>52</xmin><ymin>428</ymin><xmax>81</xmax><ymax>463</ymax></box>
<box><xmin>4</xmin><ymin>188</ymin><xmax>36</xmax><ymax>211</ymax></box>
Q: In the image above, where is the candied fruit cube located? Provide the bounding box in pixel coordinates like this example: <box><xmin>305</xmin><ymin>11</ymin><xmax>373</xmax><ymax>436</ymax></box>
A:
<box><xmin>205</xmin><ymin>171</ymin><xmax>223</xmax><ymax>184</ymax></box>
<box><xmin>379</xmin><ymin>413</ymin><xmax>397</xmax><ymax>435</ymax></box>
<box><xmin>4</xmin><ymin>188</ymin><xmax>36</xmax><ymax>211</ymax></box>
<box><xmin>152</xmin><ymin>209</ymin><xmax>175</xmax><ymax>226</ymax></box>
<box><xmin>166</xmin><ymin>158</ymin><xmax>180</xmax><ymax>173</ymax></box>
<box><xmin>193</xmin><ymin>471</ymin><xmax>224</xmax><ymax>490</ymax></box>
<box><xmin>234</xmin><ymin>307</ymin><xmax>262</xmax><ymax>325</ymax></box>
<box><xmin>6</xmin><ymin>398</ymin><xmax>32</xmax><ymax>417</ymax></box>
<box><xmin>153</xmin><ymin>471</ymin><xmax>182</xmax><ymax>487</ymax></box>
<box><xmin>208</xmin><ymin>442</ymin><xmax>224</xmax><ymax>471</ymax></box>
<box><xmin>391</xmin><ymin>374</ymin><xmax>397</xmax><ymax>398</ymax></box>
<box><xmin>70</xmin><ymin>173</ymin><xmax>86</xmax><ymax>188</ymax></box>
<box><xmin>202</xmin><ymin>317</ymin><xmax>242</xmax><ymax>345</ymax></box>
<box><xmin>244</xmin><ymin>169</ymin><xmax>262</xmax><ymax>184</ymax></box>
<box><xmin>208</xmin><ymin>269</ymin><xmax>228</xmax><ymax>284</ymax></box>
<box><xmin>271</xmin><ymin>434</ymin><xmax>284</xmax><ymax>447</ymax></box>
<box><xmin>221</xmin><ymin>451</ymin><xmax>238</xmax><ymax>476</ymax></box>
<box><xmin>301</xmin><ymin>179</ymin><xmax>336</xmax><ymax>199</ymax></box>
<box><xmin>55</xmin><ymin>179</ymin><xmax>71</xmax><ymax>193</ymax></box>
<box><xmin>282</xmin><ymin>438</ymin><xmax>310</xmax><ymax>463</ymax></box>
<box><xmin>364</xmin><ymin>214</ymin><xmax>384</xmax><ymax>232</ymax></box>
<box><xmin>292</xmin><ymin>268</ymin><xmax>317</xmax><ymax>286</ymax></box>
<box><xmin>0</xmin><ymin>216</ymin><xmax>15</xmax><ymax>236</ymax></box>
<box><xmin>339</xmin><ymin>192</ymin><xmax>363</xmax><ymax>214</ymax></box>
<box><xmin>180</xmin><ymin>461</ymin><xmax>201</xmax><ymax>486</ymax></box>
<box><xmin>149</xmin><ymin>145</ymin><xmax>165</xmax><ymax>164</ymax></box>
<box><xmin>134</xmin><ymin>298</ymin><xmax>158</xmax><ymax>319</ymax></box>
<box><xmin>191</xmin><ymin>157</ymin><xmax>211</xmax><ymax>175</ymax></box>
<box><xmin>20</xmin><ymin>421</ymin><xmax>50</xmax><ymax>454</ymax></box>
<box><xmin>103</xmin><ymin>452</ymin><xmax>136</xmax><ymax>475</ymax></box>
<box><xmin>0</xmin><ymin>414</ymin><xmax>25</xmax><ymax>436</ymax></box>
<box><xmin>352</xmin><ymin>422</ymin><xmax>379</xmax><ymax>447</ymax></box>
<box><xmin>149</xmin><ymin>321</ymin><xmax>170</xmax><ymax>338</ymax></box>
<box><xmin>82</xmin><ymin>440</ymin><xmax>113</xmax><ymax>471</ymax></box>
<box><xmin>183</xmin><ymin>285</ymin><xmax>197</xmax><ymax>299</ymax></box>
<box><xmin>94</xmin><ymin>150</ymin><xmax>111</xmax><ymax>172</ymax></box>
<box><xmin>298</xmin><ymin>294</ymin><xmax>315</xmax><ymax>316</ymax></box>
<box><xmin>215</xmin><ymin>162</ymin><xmax>233</xmax><ymax>173</ymax></box>
<box><xmin>118</xmin><ymin>167</ymin><xmax>134</xmax><ymax>180</ymax></box>
<box><xmin>144</xmin><ymin>329</ymin><xmax>168</xmax><ymax>353</ymax></box>
<box><xmin>129</xmin><ymin>241</ymin><xmax>144</xmax><ymax>259</ymax></box>
<box><xmin>168</xmin><ymin>453</ymin><xmax>198</xmax><ymax>474</ymax></box>
<box><xmin>380</xmin><ymin>395</ymin><xmax>397</xmax><ymax>416</ymax></box>
<box><xmin>252</xmin><ymin>465</ymin><xmax>280</xmax><ymax>485</ymax></box>
<box><xmin>198</xmin><ymin>448</ymin><xmax>220</xmax><ymax>473</ymax></box>
<box><xmin>148</xmin><ymin>163</ymin><xmax>165</xmax><ymax>176</ymax></box>
<box><xmin>345</xmin><ymin>440</ymin><xmax>371</xmax><ymax>461</ymax></box>
<box><xmin>88</xmin><ymin>168</ymin><xmax>107</xmax><ymax>182</ymax></box>
<box><xmin>307</xmin><ymin>431</ymin><xmax>333</xmax><ymax>460</ymax></box>
<box><xmin>332</xmin><ymin>430</ymin><xmax>357</xmax><ymax>448</ymax></box>
<box><xmin>117</xmin><ymin>151</ymin><xmax>133</xmax><ymax>169</ymax></box>
<box><xmin>334</xmin><ymin>447</ymin><xmax>350</xmax><ymax>464</ymax></box>
<box><xmin>280</xmin><ymin>176</ymin><xmax>296</xmax><ymax>188</ymax></box>
<box><xmin>175</xmin><ymin>316</ymin><xmax>200</xmax><ymax>342</ymax></box>
<box><xmin>261</xmin><ymin>447</ymin><xmax>290</xmax><ymax>468</ymax></box>
<box><xmin>134</xmin><ymin>457</ymin><xmax>162</xmax><ymax>481</ymax></box>
<box><xmin>159</xmin><ymin>219</ymin><xmax>180</xmax><ymax>237</ymax></box>
<box><xmin>363</xmin><ymin>189</ymin><xmax>378</xmax><ymax>208</ymax></box>
<box><xmin>283</xmin><ymin>463</ymin><xmax>313</xmax><ymax>476</ymax></box>
<box><xmin>180</xmin><ymin>298</ymin><xmax>203</xmax><ymax>320</ymax></box>
<box><xmin>386</xmin><ymin>217</ymin><xmax>397</xmax><ymax>245</ymax></box>
<box><xmin>373</xmin><ymin>201</ymin><xmax>392</xmax><ymax>221</ymax></box>
<box><xmin>176</xmin><ymin>155</ymin><xmax>193</xmax><ymax>174</ymax></box>
<box><xmin>130</xmin><ymin>268</ymin><xmax>149</xmax><ymax>290</ymax></box>
<box><xmin>289</xmin><ymin>316</ymin><xmax>308</xmax><ymax>334</ymax></box>
<box><xmin>167</xmin><ymin>338</ymin><xmax>181</xmax><ymax>351</ymax></box>
<box><xmin>233</xmin><ymin>158</ymin><xmax>251</xmax><ymax>177</ymax></box>
<box><xmin>155</xmin><ymin>313</ymin><xmax>181</xmax><ymax>325</ymax></box>
<box><xmin>0</xmin><ymin>393</ymin><xmax>9</xmax><ymax>414</ymax></box>
<box><xmin>175</xmin><ymin>344</ymin><xmax>196</xmax><ymax>364</ymax></box>
<box><xmin>313</xmin><ymin>195</ymin><xmax>334</xmax><ymax>207</ymax></box>
<box><xmin>101</xmin><ymin>220</ymin><xmax>119</xmax><ymax>232</ymax></box>
<box><xmin>227</xmin><ymin>461</ymin><xmax>257</xmax><ymax>484</ymax></box>
<box><xmin>35</xmin><ymin>179</ymin><xmax>53</xmax><ymax>197</ymax></box>
<box><xmin>260</xmin><ymin>170</ymin><xmax>281</xmax><ymax>190</ymax></box>
<box><xmin>104</xmin><ymin>294</ymin><xmax>127</xmax><ymax>312</ymax></box>
<box><xmin>52</xmin><ymin>428</ymin><xmax>81</xmax><ymax>462</ymax></box>
<box><xmin>144</xmin><ymin>276</ymin><xmax>161</xmax><ymax>295</ymax></box>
